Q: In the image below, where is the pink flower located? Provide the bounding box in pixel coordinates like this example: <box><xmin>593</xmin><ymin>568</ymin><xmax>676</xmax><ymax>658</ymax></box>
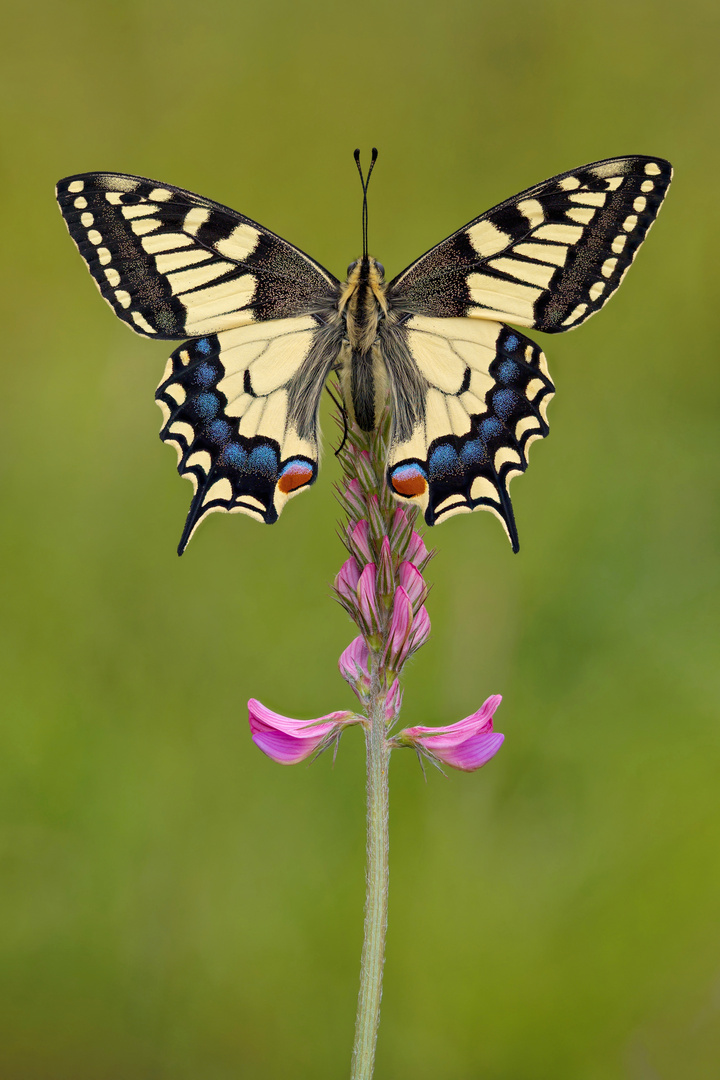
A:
<box><xmin>339</xmin><ymin>636</ymin><xmax>371</xmax><ymax>695</ymax></box>
<box><xmin>394</xmin><ymin>695</ymin><xmax>504</xmax><ymax>771</ymax></box>
<box><xmin>398</xmin><ymin>560</ymin><xmax>427</xmax><ymax>610</ymax></box>
<box><xmin>347</xmin><ymin>520</ymin><xmax>373</xmax><ymax>564</ymax></box>
<box><xmin>404</xmin><ymin>604</ymin><xmax>431</xmax><ymax>658</ymax></box>
<box><xmin>405</xmin><ymin>530</ymin><xmax>431</xmax><ymax>569</ymax></box>
<box><xmin>335</xmin><ymin>557</ymin><xmax>361</xmax><ymax>603</ymax></box>
<box><xmin>383</xmin><ymin>586</ymin><xmax>413</xmax><ymax>670</ymax></box>
<box><xmin>357</xmin><ymin>563</ymin><xmax>380</xmax><ymax>632</ymax></box>
<box><xmin>248</xmin><ymin>699</ymin><xmax>358</xmax><ymax>765</ymax></box>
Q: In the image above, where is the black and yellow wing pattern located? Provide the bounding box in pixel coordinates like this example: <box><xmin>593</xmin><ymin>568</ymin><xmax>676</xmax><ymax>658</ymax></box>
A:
<box><xmin>57</xmin><ymin>172</ymin><xmax>341</xmax><ymax>551</ymax></box>
<box><xmin>385</xmin><ymin>155</ymin><xmax>672</xmax><ymax>548</ymax></box>
<box><xmin>57</xmin><ymin>156</ymin><xmax>671</xmax><ymax>553</ymax></box>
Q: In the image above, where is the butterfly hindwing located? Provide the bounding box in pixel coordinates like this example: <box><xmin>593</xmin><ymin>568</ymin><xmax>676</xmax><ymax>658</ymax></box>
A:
<box><xmin>386</xmin><ymin>318</ymin><xmax>553</xmax><ymax>550</ymax></box>
<box><xmin>56</xmin><ymin>173</ymin><xmax>338</xmax><ymax>340</ymax></box>
<box><xmin>388</xmin><ymin>156</ymin><xmax>672</xmax><ymax>333</ymax></box>
<box><xmin>156</xmin><ymin>317</ymin><xmax>338</xmax><ymax>552</ymax></box>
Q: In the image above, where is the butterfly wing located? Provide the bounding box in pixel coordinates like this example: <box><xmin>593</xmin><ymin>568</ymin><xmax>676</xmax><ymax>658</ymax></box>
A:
<box><xmin>56</xmin><ymin>172</ymin><xmax>338</xmax><ymax>337</ymax></box>
<box><xmin>157</xmin><ymin>319</ymin><xmax>338</xmax><ymax>552</ymax></box>
<box><xmin>388</xmin><ymin>156</ymin><xmax>672</xmax><ymax>332</ymax></box>
<box><xmin>57</xmin><ymin>173</ymin><xmax>342</xmax><ymax>549</ymax></box>
<box><xmin>385</xmin><ymin>317</ymin><xmax>553</xmax><ymax>550</ymax></box>
<box><xmin>384</xmin><ymin>156</ymin><xmax>671</xmax><ymax>548</ymax></box>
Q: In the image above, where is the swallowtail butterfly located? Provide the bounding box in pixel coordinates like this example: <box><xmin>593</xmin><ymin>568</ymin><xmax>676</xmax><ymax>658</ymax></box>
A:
<box><xmin>57</xmin><ymin>152</ymin><xmax>671</xmax><ymax>553</ymax></box>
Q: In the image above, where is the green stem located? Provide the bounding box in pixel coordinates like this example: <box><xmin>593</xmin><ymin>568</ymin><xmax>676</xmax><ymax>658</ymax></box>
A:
<box><xmin>350</xmin><ymin>677</ymin><xmax>390</xmax><ymax>1080</ymax></box>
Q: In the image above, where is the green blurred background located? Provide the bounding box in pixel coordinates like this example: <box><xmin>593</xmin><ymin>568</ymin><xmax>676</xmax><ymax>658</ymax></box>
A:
<box><xmin>2</xmin><ymin>0</ymin><xmax>719</xmax><ymax>1076</ymax></box>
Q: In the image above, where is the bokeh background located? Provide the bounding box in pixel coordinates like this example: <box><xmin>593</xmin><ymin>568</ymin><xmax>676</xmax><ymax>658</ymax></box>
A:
<box><xmin>2</xmin><ymin>0</ymin><xmax>719</xmax><ymax>1076</ymax></box>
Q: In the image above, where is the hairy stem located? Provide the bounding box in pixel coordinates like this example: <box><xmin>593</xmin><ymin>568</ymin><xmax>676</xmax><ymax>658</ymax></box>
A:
<box><xmin>350</xmin><ymin>674</ymin><xmax>389</xmax><ymax>1080</ymax></box>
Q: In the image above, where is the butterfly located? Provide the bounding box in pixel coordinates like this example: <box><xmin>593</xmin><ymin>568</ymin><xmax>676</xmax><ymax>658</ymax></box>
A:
<box><xmin>56</xmin><ymin>151</ymin><xmax>672</xmax><ymax>554</ymax></box>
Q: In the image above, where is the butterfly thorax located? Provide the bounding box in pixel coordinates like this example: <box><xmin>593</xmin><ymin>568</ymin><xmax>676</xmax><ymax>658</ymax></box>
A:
<box><xmin>337</xmin><ymin>256</ymin><xmax>389</xmax><ymax>431</ymax></box>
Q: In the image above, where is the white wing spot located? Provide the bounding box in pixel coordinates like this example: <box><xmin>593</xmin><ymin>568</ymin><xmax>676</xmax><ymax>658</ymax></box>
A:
<box><xmin>68</xmin><ymin>180</ymin><xmax>84</xmax><ymax>193</ymax></box>
<box><xmin>488</xmin><ymin>256</ymin><xmax>555</xmax><ymax>289</ymax></box>
<box><xmin>466</xmin><ymin>219</ymin><xmax>510</xmax><ymax>257</ymax></box>
<box><xmin>73</xmin><ymin>196</ymin><xmax>87</xmax><ymax>209</ymax></box>
<box><xmin>562</xmin><ymin>303</ymin><xmax>587</xmax><ymax>326</ymax></box>
<box><xmin>184</xmin><ymin>207</ymin><xmax>210</xmax><ymax>235</ymax></box>
<box><xmin>558</xmin><ymin>176</ymin><xmax>581</xmax><ymax>190</ymax></box>
<box><xmin>589</xmin><ymin>281</ymin><xmax>605</xmax><ymax>301</ymax></box>
<box><xmin>535</xmin><ymin>223</ymin><xmax>583</xmax><ymax>243</ymax></box>
<box><xmin>121</xmin><ymin>204</ymin><xmax>158</xmax><ymax>219</ymax></box>
<box><xmin>141</xmin><ymin>232</ymin><xmax>194</xmax><ymax>254</ymax></box>
<box><xmin>633</xmin><ymin>196</ymin><xmax>647</xmax><ymax>212</ymax></box>
<box><xmin>641</xmin><ymin>180</ymin><xmax>655</xmax><ymax>192</ymax></box>
<box><xmin>105</xmin><ymin>192</ymin><xmax>124</xmax><ymax>205</ymax></box>
<box><xmin>604</xmin><ymin>177</ymin><xmax>624</xmax><ymax>191</ymax></box>
<box><xmin>568</xmin><ymin>191</ymin><xmax>606</xmax><ymax>206</ymax></box>
<box><xmin>602</xmin><ymin>257</ymin><xmax>617</xmax><ymax>277</ymax></box>
<box><xmin>131</xmin><ymin>311</ymin><xmax>156</xmax><ymax>334</ymax></box>
<box><xmin>517</xmin><ymin>199</ymin><xmax>545</xmax><ymax>228</ymax></box>
<box><xmin>149</xmin><ymin>188</ymin><xmax>172</xmax><ymax>201</ymax></box>
<box><xmin>81</xmin><ymin>212</ymin><xmax>94</xmax><ymax>227</ymax></box>
<box><xmin>215</xmin><ymin>223</ymin><xmax>262</xmax><ymax>261</ymax></box>
<box><xmin>115</xmin><ymin>289</ymin><xmax>131</xmax><ymax>309</ymax></box>
<box><xmin>612</xmin><ymin>234</ymin><xmax>627</xmax><ymax>253</ymax></box>
<box><xmin>97</xmin><ymin>247</ymin><xmax>112</xmax><ymax>265</ymax></box>
<box><xmin>88</xmin><ymin>230</ymin><xmax>102</xmax><ymax>244</ymax></box>
<box><xmin>566</xmin><ymin>207</ymin><xmax>596</xmax><ymax>224</ymax></box>
<box><xmin>622</xmin><ymin>215</ymin><xmax>638</xmax><ymax>232</ymax></box>
<box><xmin>644</xmin><ymin>162</ymin><xmax>661</xmax><ymax>175</ymax></box>
<box><xmin>104</xmin><ymin>268</ymin><xmax>121</xmax><ymax>286</ymax></box>
<box><xmin>131</xmin><ymin>218</ymin><xmax>162</xmax><ymax>236</ymax></box>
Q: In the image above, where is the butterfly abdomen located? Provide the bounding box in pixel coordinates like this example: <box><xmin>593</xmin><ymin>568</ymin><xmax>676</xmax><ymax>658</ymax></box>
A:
<box><xmin>339</xmin><ymin>256</ymin><xmax>389</xmax><ymax>431</ymax></box>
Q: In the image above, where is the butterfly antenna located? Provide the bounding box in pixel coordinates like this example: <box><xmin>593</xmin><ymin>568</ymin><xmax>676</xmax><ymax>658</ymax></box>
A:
<box><xmin>354</xmin><ymin>147</ymin><xmax>378</xmax><ymax>258</ymax></box>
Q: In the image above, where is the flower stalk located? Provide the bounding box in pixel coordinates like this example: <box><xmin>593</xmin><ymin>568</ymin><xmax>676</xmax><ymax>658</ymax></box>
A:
<box><xmin>247</xmin><ymin>386</ymin><xmax>504</xmax><ymax>1078</ymax></box>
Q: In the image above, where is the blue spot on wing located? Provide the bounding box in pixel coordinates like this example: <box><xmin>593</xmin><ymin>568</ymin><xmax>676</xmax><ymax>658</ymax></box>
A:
<box><xmin>504</xmin><ymin>334</ymin><xmax>519</xmax><ymax>352</ymax></box>
<box><xmin>497</xmin><ymin>360</ymin><xmax>520</xmax><ymax>384</ymax></box>
<box><xmin>196</xmin><ymin>338</ymin><xmax>212</xmax><ymax>355</ymax></box>
<box><xmin>194</xmin><ymin>362</ymin><xmax>216</xmax><ymax>389</ymax></box>
<box><xmin>460</xmin><ymin>438</ymin><xmax>488</xmax><ymax>466</ymax></box>
<box><xmin>428</xmin><ymin>443</ymin><xmax>461</xmax><ymax>481</ymax></box>
<box><xmin>493</xmin><ymin>388</ymin><xmax>519</xmax><ymax>420</ymax></box>
<box><xmin>248</xmin><ymin>445</ymin><xmax>279</xmax><ymax>479</ymax></box>
<box><xmin>208</xmin><ymin>420</ymin><xmax>232</xmax><ymax>445</ymax></box>
<box><xmin>220</xmin><ymin>443</ymin><xmax>248</xmax><ymax>469</ymax></box>
<box><xmin>194</xmin><ymin>393</ymin><xmax>220</xmax><ymax>420</ymax></box>
<box><xmin>480</xmin><ymin>417</ymin><xmax>505</xmax><ymax>440</ymax></box>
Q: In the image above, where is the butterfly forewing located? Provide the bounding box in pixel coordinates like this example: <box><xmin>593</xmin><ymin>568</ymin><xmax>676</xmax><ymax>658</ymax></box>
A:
<box><xmin>56</xmin><ymin>173</ymin><xmax>339</xmax><ymax>339</ymax></box>
<box><xmin>388</xmin><ymin>156</ymin><xmax>672</xmax><ymax>332</ymax></box>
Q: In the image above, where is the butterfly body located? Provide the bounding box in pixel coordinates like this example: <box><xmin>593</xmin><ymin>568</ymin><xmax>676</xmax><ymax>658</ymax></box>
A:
<box><xmin>57</xmin><ymin>156</ymin><xmax>672</xmax><ymax>553</ymax></box>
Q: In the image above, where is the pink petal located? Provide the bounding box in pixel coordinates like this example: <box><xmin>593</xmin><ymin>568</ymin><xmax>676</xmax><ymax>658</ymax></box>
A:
<box><xmin>438</xmin><ymin>732</ymin><xmax>505</xmax><ymax>771</ymax></box>
<box><xmin>405</xmin><ymin>530</ymin><xmax>430</xmax><ymax>568</ymax></box>
<box><xmin>335</xmin><ymin>557</ymin><xmax>361</xmax><ymax>601</ymax></box>
<box><xmin>402</xmin><ymin>604</ymin><xmax>431</xmax><ymax>663</ymax></box>
<box><xmin>403</xmin><ymin>695</ymin><xmax>502</xmax><ymax>747</ymax></box>
<box><xmin>385</xmin><ymin>678</ymin><xmax>403</xmax><ymax>723</ymax></box>
<box><xmin>347</xmin><ymin>520</ymin><xmax>373</xmax><ymax>564</ymax></box>
<box><xmin>357</xmin><ymin>563</ymin><xmax>380</xmax><ymax>632</ymax></box>
<box><xmin>398</xmin><ymin>560</ymin><xmax>426</xmax><ymax>609</ymax></box>
<box><xmin>248</xmin><ymin>699</ymin><xmax>354</xmax><ymax>765</ymax></box>
<box><xmin>396</xmin><ymin>695</ymin><xmax>504</xmax><ymax>771</ymax></box>
<box><xmin>384</xmin><ymin>586</ymin><xmax>412</xmax><ymax>669</ymax></box>
<box><xmin>339</xmin><ymin>636</ymin><xmax>371</xmax><ymax>691</ymax></box>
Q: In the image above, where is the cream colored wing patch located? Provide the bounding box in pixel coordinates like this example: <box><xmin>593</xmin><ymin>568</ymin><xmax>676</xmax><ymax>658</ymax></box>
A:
<box><xmin>156</xmin><ymin>318</ymin><xmax>338</xmax><ymax>552</ymax></box>
<box><xmin>386</xmin><ymin>316</ymin><xmax>554</xmax><ymax>551</ymax></box>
